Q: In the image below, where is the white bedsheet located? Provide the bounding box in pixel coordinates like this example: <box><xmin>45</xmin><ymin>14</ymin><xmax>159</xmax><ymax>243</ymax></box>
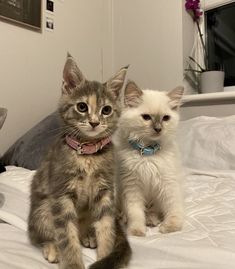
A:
<box><xmin>1</xmin><ymin>166</ymin><xmax>235</xmax><ymax>269</ymax></box>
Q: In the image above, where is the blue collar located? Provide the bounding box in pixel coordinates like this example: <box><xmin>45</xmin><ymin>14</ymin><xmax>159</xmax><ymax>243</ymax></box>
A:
<box><xmin>129</xmin><ymin>140</ymin><xmax>161</xmax><ymax>156</ymax></box>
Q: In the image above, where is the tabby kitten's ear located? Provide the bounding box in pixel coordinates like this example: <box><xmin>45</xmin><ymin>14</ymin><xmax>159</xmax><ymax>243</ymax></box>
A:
<box><xmin>106</xmin><ymin>65</ymin><xmax>129</xmax><ymax>99</ymax></box>
<box><xmin>124</xmin><ymin>80</ymin><xmax>143</xmax><ymax>107</ymax></box>
<box><xmin>167</xmin><ymin>86</ymin><xmax>184</xmax><ymax>110</ymax></box>
<box><xmin>62</xmin><ymin>53</ymin><xmax>85</xmax><ymax>94</ymax></box>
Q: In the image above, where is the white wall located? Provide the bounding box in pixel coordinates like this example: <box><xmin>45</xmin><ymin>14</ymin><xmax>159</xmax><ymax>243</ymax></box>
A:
<box><xmin>182</xmin><ymin>0</ymin><xmax>196</xmax><ymax>94</ymax></box>
<box><xmin>0</xmin><ymin>0</ymin><xmax>112</xmax><ymax>154</ymax></box>
<box><xmin>112</xmin><ymin>0</ymin><xmax>184</xmax><ymax>91</ymax></box>
<box><xmin>0</xmin><ymin>0</ymin><xmax>192</xmax><ymax>154</ymax></box>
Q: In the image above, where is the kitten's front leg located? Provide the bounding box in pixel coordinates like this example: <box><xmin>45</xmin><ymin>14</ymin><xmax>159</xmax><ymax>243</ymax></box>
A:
<box><xmin>92</xmin><ymin>190</ymin><xmax>115</xmax><ymax>260</ymax></box>
<box><xmin>80</xmin><ymin>226</ymin><xmax>97</xmax><ymax>249</ymax></box>
<box><xmin>145</xmin><ymin>205</ymin><xmax>161</xmax><ymax>227</ymax></box>
<box><xmin>158</xmin><ymin>180</ymin><xmax>184</xmax><ymax>234</ymax></box>
<box><xmin>78</xmin><ymin>213</ymin><xmax>97</xmax><ymax>249</ymax></box>
<box><xmin>124</xmin><ymin>188</ymin><xmax>146</xmax><ymax>237</ymax></box>
<box><xmin>51</xmin><ymin>196</ymin><xmax>85</xmax><ymax>269</ymax></box>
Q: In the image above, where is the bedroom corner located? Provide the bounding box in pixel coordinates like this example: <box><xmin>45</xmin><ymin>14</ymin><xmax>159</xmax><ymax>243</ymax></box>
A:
<box><xmin>0</xmin><ymin>1</ymin><xmax>235</xmax><ymax>269</ymax></box>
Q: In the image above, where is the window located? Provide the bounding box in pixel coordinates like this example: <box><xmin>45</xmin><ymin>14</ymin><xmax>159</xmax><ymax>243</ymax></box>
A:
<box><xmin>205</xmin><ymin>2</ymin><xmax>235</xmax><ymax>87</ymax></box>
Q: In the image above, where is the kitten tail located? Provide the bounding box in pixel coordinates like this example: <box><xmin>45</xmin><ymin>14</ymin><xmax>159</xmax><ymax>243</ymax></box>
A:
<box><xmin>89</xmin><ymin>220</ymin><xmax>131</xmax><ymax>269</ymax></box>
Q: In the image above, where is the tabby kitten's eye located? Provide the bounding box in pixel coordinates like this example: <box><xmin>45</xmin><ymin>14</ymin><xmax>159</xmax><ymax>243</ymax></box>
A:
<box><xmin>77</xmin><ymin>102</ymin><xmax>88</xmax><ymax>113</ymax></box>
<box><xmin>102</xmin><ymin>105</ymin><xmax>112</xmax><ymax>115</ymax></box>
<box><xmin>162</xmin><ymin>115</ymin><xmax>170</xmax><ymax>121</ymax></box>
<box><xmin>142</xmin><ymin>114</ymin><xmax>151</xmax><ymax>121</ymax></box>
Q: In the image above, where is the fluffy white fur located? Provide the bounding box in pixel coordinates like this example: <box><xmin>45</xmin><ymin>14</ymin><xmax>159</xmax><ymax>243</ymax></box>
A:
<box><xmin>114</xmin><ymin>82</ymin><xmax>184</xmax><ymax>236</ymax></box>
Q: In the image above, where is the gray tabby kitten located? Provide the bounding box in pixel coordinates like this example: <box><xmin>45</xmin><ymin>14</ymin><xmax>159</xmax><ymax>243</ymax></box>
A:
<box><xmin>28</xmin><ymin>54</ymin><xmax>131</xmax><ymax>269</ymax></box>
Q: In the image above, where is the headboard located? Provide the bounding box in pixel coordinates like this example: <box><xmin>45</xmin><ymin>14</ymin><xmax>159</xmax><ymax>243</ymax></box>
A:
<box><xmin>180</xmin><ymin>91</ymin><xmax>235</xmax><ymax>120</ymax></box>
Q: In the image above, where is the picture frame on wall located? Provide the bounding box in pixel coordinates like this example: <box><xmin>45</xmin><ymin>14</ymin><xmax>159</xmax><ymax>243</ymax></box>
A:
<box><xmin>46</xmin><ymin>0</ymin><xmax>54</xmax><ymax>14</ymax></box>
<box><xmin>0</xmin><ymin>0</ymin><xmax>42</xmax><ymax>32</ymax></box>
<box><xmin>46</xmin><ymin>16</ymin><xmax>54</xmax><ymax>32</ymax></box>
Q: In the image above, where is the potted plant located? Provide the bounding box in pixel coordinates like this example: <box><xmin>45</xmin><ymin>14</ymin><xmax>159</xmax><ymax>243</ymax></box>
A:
<box><xmin>184</xmin><ymin>0</ymin><xmax>225</xmax><ymax>94</ymax></box>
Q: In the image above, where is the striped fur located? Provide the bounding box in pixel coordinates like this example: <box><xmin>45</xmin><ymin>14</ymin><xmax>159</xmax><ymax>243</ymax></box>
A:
<box><xmin>28</xmin><ymin>55</ymin><xmax>131</xmax><ymax>269</ymax></box>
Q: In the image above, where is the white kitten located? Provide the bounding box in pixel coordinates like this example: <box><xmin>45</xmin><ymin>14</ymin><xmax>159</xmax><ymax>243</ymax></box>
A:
<box><xmin>114</xmin><ymin>81</ymin><xmax>184</xmax><ymax>236</ymax></box>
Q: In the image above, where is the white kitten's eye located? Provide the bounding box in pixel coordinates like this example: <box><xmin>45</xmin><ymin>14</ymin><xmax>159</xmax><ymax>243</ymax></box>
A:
<box><xmin>162</xmin><ymin>115</ymin><xmax>170</xmax><ymax>121</ymax></box>
<box><xmin>77</xmin><ymin>102</ymin><xmax>88</xmax><ymax>113</ymax></box>
<box><xmin>142</xmin><ymin>114</ymin><xmax>151</xmax><ymax>121</ymax></box>
<box><xmin>102</xmin><ymin>105</ymin><xmax>112</xmax><ymax>115</ymax></box>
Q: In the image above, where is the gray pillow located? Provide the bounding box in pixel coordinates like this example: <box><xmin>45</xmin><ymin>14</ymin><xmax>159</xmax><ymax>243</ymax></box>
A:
<box><xmin>0</xmin><ymin>108</ymin><xmax>7</xmax><ymax>130</ymax></box>
<box><xmin>1</xmin><ymin>112</ymin><xmax>61</xmax><ymax>170</ymax></box>
<box><xmin>0</xmin><ymin>193</ymin><xmax>5</xmax><ymax>209</ymax></box>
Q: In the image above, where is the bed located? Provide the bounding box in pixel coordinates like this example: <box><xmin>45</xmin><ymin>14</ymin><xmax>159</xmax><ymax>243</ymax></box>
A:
<box><xmin>1</xmin><ymin>115</ymin><xmax>235</xmax><ymax>269</ymax></box>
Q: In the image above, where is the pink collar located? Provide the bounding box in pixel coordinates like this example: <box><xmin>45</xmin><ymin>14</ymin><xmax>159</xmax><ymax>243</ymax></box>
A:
<box><xmin>65</xmin><ymin>135</ymin><xmax>112</xmax><ymax>154</ymax></box>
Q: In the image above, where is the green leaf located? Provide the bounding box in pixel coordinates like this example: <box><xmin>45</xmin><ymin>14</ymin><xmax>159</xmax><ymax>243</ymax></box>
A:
<box><xmin>188</xmin><ymin>56</ymin><xmax>205</xmax><ymax>72</ymax></box>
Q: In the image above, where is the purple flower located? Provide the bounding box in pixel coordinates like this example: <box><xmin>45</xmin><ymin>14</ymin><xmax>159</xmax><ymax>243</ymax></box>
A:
<box><xmin>185</xmin><ymin>0</ymin><xmax>203</xmax><ymax>21</ymax></box>
<box><xmin>185</xmin><ymin>0</ymin><xmax>208</xmax><ymax>71</ymax></box>
<box><xmin>185</xmin><ymin>0</ymin><xmax>200</xmax><ymax>10</ymax></box>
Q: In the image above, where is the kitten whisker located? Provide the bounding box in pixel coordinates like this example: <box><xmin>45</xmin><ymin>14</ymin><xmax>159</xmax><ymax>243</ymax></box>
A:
<box><xmin>45</xmin><ymin>126</ymin><xmax>72</xmax><ymax>135</ymax></box>
<box><xmin>53</xmin><ymin>126</ymin><xmax>76</xmax><ymax>139</ymax></box>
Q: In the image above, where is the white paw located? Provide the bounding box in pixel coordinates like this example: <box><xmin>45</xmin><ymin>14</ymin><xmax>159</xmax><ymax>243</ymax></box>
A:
<box><xmin>128</xmin><ymin>224</ymin><xmax>146</xmax><ymax>237</ymax></box>
<box><xmin>146</xmin><ymin>212</ymin><xmax>161</xmax><ymax>227</ymax></box>
<box><xmin>159</xmin><ymin>215</ymin><xmax>183</xmax><ymax>234</ymax></box>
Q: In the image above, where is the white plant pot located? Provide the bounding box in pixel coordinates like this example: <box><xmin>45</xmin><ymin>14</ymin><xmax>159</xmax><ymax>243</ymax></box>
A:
<box><xmin>200</xmin><ymin>71</ymin><xmax>225</xmax><ymax>93</ymax></box>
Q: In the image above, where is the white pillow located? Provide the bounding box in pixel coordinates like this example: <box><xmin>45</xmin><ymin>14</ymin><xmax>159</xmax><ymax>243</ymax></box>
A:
<box><xmin>178</xmin><ymin>115</ymin><xmax>235</xmax><ymax>170</ymax></box>
<box><xmin>0</xmin><ymin>166</ymin><xmax>35</xmax><ymax>230</ymax></box>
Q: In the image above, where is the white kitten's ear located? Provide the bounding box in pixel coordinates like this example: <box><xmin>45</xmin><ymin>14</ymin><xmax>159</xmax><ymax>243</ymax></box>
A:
<box><xmin>124</xmin><ymin>80</ymin><xmax>143</xmax><ymax>107</ymax></box>
<box><xmin>167</xmin><ymin>86</ymin><xmax>184</xmax><ymax>110</ymax></box>
<box><xmin>62</xmin><ymin>53</ymin><xmax>85</xmax><ymax>94</ymax></box>
<box><xmin>106</xmin><ymin>65</ymin><xmax>129</xmax><ymax>99</ymax></box>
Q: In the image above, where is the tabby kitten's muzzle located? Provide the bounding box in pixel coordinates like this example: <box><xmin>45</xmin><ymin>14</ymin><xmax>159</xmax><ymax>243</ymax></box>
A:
<box><xmin>89</xmin><ymin>121</ymin><xmax>100</xmax><ymax>128</ymax></box>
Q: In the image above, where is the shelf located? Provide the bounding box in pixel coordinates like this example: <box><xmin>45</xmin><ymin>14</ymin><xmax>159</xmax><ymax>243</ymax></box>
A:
<box><xmin>182</xmin><ymin>91</ymin><xmax>235</xmax><ymax>105</ymax></box>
